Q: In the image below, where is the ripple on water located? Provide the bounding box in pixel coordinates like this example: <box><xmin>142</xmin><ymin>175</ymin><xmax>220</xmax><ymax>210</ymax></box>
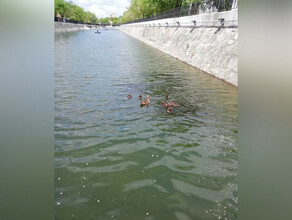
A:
<box><xmin>55</xmin><ymin>30</ymin><xmax>237</xmax><ymax>220</ymax></box>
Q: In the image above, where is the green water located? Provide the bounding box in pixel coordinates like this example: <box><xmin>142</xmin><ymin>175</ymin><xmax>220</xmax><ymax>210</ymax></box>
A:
<box><xmin>55</xmin><ymin>29</ymin><xmax>238</xmax><ymax>220</ymax></box>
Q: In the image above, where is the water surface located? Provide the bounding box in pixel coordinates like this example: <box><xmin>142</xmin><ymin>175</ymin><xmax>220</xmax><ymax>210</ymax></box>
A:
<box><xmin>55</xmin><ymin>29</ymin><xmax>238</xmax><ymax>220</ymax></box>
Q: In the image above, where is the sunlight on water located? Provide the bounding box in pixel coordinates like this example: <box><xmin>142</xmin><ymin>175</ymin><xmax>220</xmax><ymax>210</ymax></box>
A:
<box><xmin>55</xmin><ymin>29</ymin><xmax>237</xmax><ymax>220</ymax></box>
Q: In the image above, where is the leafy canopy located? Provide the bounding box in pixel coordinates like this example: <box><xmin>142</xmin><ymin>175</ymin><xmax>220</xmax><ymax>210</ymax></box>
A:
<box><xmin>54</xmin><ymin>0</ymin><xmax>97</xmax><ymax>23</ymax></box>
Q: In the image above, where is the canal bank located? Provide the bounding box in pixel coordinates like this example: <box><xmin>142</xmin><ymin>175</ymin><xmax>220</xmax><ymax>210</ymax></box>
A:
<box><xmin>55</xmin><ymin>22</ymin><xmax>99</xmax><ymax>32</ymax></box>
<box><xmin>118</xmin><ymin>9</ymin><xmax>238</xmax><ymax>86</ymax></box>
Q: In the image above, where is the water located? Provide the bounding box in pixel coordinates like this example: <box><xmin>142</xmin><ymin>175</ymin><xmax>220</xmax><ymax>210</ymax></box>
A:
<box><xmin>55</xmin><ymin>29</ymin><xmax>238</xmax><ymax>220</ymax></box>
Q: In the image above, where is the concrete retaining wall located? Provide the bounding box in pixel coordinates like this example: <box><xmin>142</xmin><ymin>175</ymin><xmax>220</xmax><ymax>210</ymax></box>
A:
<box><xmin>119</xmin><ymin>9</ymin><xmax>238</xmax><ymax>86</ymax></box>
<box><xmin>54</xmin><ymin>22</ymin><xmax>98</xmax><ymax>32</ymax></box>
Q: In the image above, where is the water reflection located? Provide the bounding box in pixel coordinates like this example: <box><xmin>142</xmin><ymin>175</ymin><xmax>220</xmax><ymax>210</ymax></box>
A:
<box><xmin>55</xmin><ymin>29</ymin><xmax>237</xmax><ymax>220</ymax></box>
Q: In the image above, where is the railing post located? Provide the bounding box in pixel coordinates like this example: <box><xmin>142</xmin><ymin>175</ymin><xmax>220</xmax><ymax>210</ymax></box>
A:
<box><xmin>232</xmin><ymin>0</ymin><xmax>238</xmax><ymax>9</ymax></box>
<box><xmin>218</xmin><ymin>18</ymin><xmax>224</xmax><ymax>26</ymax></box>
<box><xmin>188</xmin><ymin>3</ymin><xmax>192</xmax><ymax>15</ymax></box>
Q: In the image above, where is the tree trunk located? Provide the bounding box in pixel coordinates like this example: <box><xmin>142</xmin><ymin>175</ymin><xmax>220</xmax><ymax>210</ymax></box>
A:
<box><xmin>175</xmin><ymin>0</ymin><xmax>183</xmax><ymax>8</ymax></box>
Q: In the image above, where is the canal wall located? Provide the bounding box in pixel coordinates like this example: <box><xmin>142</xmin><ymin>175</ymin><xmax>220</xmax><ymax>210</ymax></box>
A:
<box><xmin>119</xmin><ymin>9</ymin><xmax>238</xmax><ymax>86</ymax></box>
<box><xmin>55</xmin><ymin>22</ymin><xmax>98</xmax><ymax>32</ymax></box>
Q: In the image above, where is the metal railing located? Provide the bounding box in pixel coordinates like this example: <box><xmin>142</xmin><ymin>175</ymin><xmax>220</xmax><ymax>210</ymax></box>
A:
<box><xmin>124</xmin><ymin>0</ymin><xmax>237</xmax><ymax>25</ymax></box>
<box><xmin>54</xmin><ymin>16</ymin><xmax>94</xmax><ymax>25</ymax></box>
<box><xmin>54</xmin><ymin>17</ymin><xmax>121</xmax><ymax>26</ymax></box>
<box><xmin>54</xmin><ymin>17</ymin><xmax>120</xmax><ymax>26</ymax></box>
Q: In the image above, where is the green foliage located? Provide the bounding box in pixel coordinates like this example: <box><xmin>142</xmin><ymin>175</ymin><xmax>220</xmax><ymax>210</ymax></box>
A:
<box><xmin>182</xmin><ymin>0</ymin><xmax>203</xmax><ymax>6</ymax></box>
<box><xmin>54</xmin><ymin>0</ymin><xmax>98</xmax><ymax>23</ymax></box>
<box><xmin>119</xmin><ymin>0</ymin><xmax>203</xmax><ymax>23</ymax></box>
<box><xmin>55</xmin><ymin>0</ymin><xmax>228</xmax><ymax>25</ymax></box>
<box><xmin>96</xmin><ymin>16</ymin><xmax>120</xmax><ymax>24</ymax></box>
<box><xmin>119</xmin><ymin>0</ymin><xmax>235</xmax><ymax>24</ymax></box>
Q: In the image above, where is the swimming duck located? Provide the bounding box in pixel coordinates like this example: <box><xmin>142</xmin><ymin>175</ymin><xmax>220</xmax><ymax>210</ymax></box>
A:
<box><xmin>162</xmin><ymin>101</ymin><xmax>179</xmax><ymax>108</ymax></box>
<box><xmin>166</xmin><ymin>107</ymin><xmax>172</xmax><ymax>114</ymax></box>
<box><xmin>166</xmin><ymin>94</ymin><xmax>170</xmax><ymax>99</ymax></box>
<box><xmin>162</xmin><ymin>101</ymin><xmax>171</xmax><ymax>108</ymax></box>
<box><xmin>169</xmin><ymin>102</ymin><xmax>179</xmax><ymax>107</ymax></box>
<box><xmin>138</xmin><ymin>94</ymin><xmax>142</xmax><ymax>100</ymax></box>
<box><xmin>141</xmin><ymin>95</ymin><xmax>150</xmax><ymax>107</ymax></box>
<box><xmin>127</xmin><ymin>93</ymin><xmax>132</xmax><ymax>99</ymax></box>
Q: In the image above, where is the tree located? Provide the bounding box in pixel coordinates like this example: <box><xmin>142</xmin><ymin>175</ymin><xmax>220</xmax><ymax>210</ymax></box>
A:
<box><xmin>55</xmin><ymin>0</ymin><xmax>67</xmax><ymax>18</ymax></box>
<box><xmin>119</xmin><ymin>0</ymin><xmax>212</xmax><ymax>24</ymax></box>
<box><xmin>55</xmin><ymin>0</ymin><xmax>98</xmax><ymax>23</ymax></box>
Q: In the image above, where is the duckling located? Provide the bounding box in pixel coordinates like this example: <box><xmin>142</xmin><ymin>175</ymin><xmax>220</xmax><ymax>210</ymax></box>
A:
<box><xmin>127</xmin><ymin>93</ymin><xmax>132</xmax><ymax>99</ymax></box>
<box><xmin>166</xmin><ymin>94</ymin><xmax>170</xmax><ymax>99</ymax></box>
<box><xmin>169</xmin><ymin>102</ymin><xmax>179</xmax><ymax>107</ymax></box>
<box><xmin>162</xmin><ymin>101</ymin><xmax>171</xmax><ymax>108</ymax></box>
<box><xmin>166</xmin><ymin>107</ymin><xmax>172</xmax><ymax>114</ymax></box>
<box><xmin>141</xmin><ymin>95</ymin><xmax>150</xmax><ymax>107</ymax></box>
<box><xmin>138</xmin><ymin>94</ymin><xmax>142</xmax><ymax>100</ymax></box>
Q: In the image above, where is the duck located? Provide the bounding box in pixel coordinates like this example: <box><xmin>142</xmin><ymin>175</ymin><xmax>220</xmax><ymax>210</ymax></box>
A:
<box><xmin>162</xmin><ymin>101</ymin><xmax>179</xmax><ymax>108</ymax></box>
<box><xmin>138</xmin><ymin>94</ymin><xmax>142</xmax><ymax>100</ymax></box>
<box><xmin>166</xmin><ymin>106</ymin><xmax>172</xmax><ymax>114</ymax></box>
<box><xmin>127</xmin><ymin>93</ymin><xmax>132</xmax><ymax>99</ymax></box>
<box><xmin>141</xmin><ymin>95</ymin><xmax>150</xmax><ymax>107</ymax></box>
<box><xmin>169</xmin><ymin>102</ymin><xmax>179</xmax><ymax>107</ymax></box>
<box><xmin>166</xmin><ymin>94</ymin><xmax>170</xmax><ymax>99</ymax></box>
<box><xmin>162</xmin><ymin>101</ymin><xmax>171</xmax><ymax>108</ymax></box>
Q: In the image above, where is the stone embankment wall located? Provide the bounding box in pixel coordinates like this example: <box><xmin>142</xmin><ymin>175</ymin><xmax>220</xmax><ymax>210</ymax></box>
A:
<box><xmin>55</xmin><ymin>22</ymin><xmax>98</xmax><ymax>32</ymax></box>
<box><xmin>119</xmin><ymin>9</ymin><xmax>238</xmax><ymax>86</ymax></box>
